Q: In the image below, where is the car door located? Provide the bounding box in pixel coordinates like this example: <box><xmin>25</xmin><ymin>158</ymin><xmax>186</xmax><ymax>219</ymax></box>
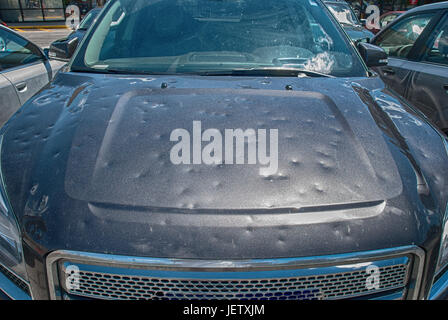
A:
<box><xmin>0</xmin><ymin>73</ymin><xmax>21</xmax><ymax>127</ymax></box>
<box><xmin>0</xmin><ymin>26</ymin><xmax>52</xmax><ymax>106</ymax></box>
<box><xmin>405</xmin><ymin>13</ymin><xmax>448</xmax><ymax>132</ymax></box>
<box><xmin>372</xmin><ymin>11</ymin><xmax>440</xmax><ymax>98</ymax></box>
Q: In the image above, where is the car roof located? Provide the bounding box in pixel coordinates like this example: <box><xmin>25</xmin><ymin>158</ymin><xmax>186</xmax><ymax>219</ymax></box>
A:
<box><xmin>372</xmin><ymin>2</ymin><xmax>448</xmax><ymax>40</ymax></box>
<box><xmin>404</xmin><ymin>1</ymin><xmax>448</xmax><ymax>14</ymax></box>
<box><xmin>384</xmin><ymin>11</ymin><xmax>405</xmax><ymax>14</ymax></box>
<box><xmin>380</xmin><ymin>11</ymin><xmax>405</xmax><ymax>18</ymax></box>
<box><xmin>380</xmin><ymin>1</ymin><xmax>448</xmax><ymax>28</ymax></box>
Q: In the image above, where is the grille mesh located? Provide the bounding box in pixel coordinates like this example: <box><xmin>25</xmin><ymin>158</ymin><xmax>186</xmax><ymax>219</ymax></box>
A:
<box><xmin>0</xmin><ymin>263</ymin><xmax>31</xmax><ymax>297</ymax></box>
<box><xmin>63</xmin><ymin>264</ymin><xmax>408</xmax><ymax>300</ymax></box>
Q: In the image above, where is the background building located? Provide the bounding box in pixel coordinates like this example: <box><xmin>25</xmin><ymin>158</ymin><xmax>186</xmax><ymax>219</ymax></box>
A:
<box><xmin>348</xmin><ymin>0</ymin><xmax>447</xmax><ymax>18</ymax></box>
<box><xmin>0</xmin><ymin>0</ymin><xmax>446</xmax><ymax>23</ymax></box>
<box><xmin>0</xmin><ymin>0</ymin><xmax>105</xmax><ymax>23</ymax></box>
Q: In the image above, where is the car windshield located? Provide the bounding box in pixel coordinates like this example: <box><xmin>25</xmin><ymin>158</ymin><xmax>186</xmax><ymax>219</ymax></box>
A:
<box><xmin>78</xmin><ymin>9</ymin><xmax>101</xmax><ymax>30</ymax></box>
<box><xmin>326</xmin><ymin>2</ymin><xmax>360</xmax><ymax>26</ymax></box>
<box><xmin>71</xmin><ymin>0</ymin><xmax>366</xmax><ymax>77</ymax></box>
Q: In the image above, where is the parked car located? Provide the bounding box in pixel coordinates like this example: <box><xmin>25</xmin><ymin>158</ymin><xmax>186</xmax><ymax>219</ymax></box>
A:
<box><xmin>370</xmin><ymin>11</ymin><xmax>406</xmax><ymax>34</ymax></box>
<box><xmin>325</xmin><ymin>0</ymin><xmax>374</xmax><ymax>43</ymax></box>
<box><xmin>0</xmin><ymin>25</ymin><xmax>66</xmax><ymax>127</ymax></box>
<box><xmin>1</xmin><ymin>0</ymin><xmax>448</xmax><ymax>301</ymax></box>
<box><xmin>371</xmin><ymin>2</ymin><xmax>448</xmax><ymax>132</ymax></box>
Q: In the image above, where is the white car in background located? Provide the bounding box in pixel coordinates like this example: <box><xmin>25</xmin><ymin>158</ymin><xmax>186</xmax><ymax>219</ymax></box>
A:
<box><xmin>0</xmin><ymin>25</ymin><xmax>65</xmax><ymax>127</ymax></box>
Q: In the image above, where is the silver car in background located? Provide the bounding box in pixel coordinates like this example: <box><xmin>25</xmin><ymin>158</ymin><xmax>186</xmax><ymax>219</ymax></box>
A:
<box><xmin>0</xmin><ymin>25</ymin><xmax>66</xmax><ymax>127</ymax></box>
<box><xmin>371</xmin><ymin>2</ymin><xmax>448</xmax><ymax>133</ymax></box>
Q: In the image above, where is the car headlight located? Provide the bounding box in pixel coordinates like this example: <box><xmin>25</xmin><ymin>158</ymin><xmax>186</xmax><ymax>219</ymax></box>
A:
<box><xmin>436</xmin><ymin>218</ymin><xmax>448</xmax><ymax>276</ymax></box>
<box><xmin>0</xmin><ymin>135</ymin><xmax>27</xmax><ymax>282</ymax></box>
<box><xmin>435</xmin><ymin>138</ymin><xmax>448</xmax><ymax>276</ymax></box>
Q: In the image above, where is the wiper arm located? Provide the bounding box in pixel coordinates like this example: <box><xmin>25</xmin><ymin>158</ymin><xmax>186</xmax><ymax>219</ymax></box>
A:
<box><xmin>70</xmin><ymin>67</ymin><xmax>333</xmax><ymax>78</ymax></box>
<box><xmin>71</xmin><ymin>66</ymin><xmax>169</xmax><ymax>75</ymax></box>
<box><xmin>197</xmin><ymin>68</ymin><xmax>333</xmax><ymax>78</ymax></box>
<box><xmin>99</xmin><ymin>68</ymin><xmax>150</xmax><ymax>75</ymax></box>
<box><xmin>70</xmin><ymin>66</ymin><xmax>127</xmax><ymax>74</ymax></box>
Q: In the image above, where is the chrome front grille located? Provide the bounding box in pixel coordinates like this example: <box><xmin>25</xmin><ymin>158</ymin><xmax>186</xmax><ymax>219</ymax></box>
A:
<box><xmin>46</xmin><ymin>247</ymin><xmax>425</xmax><ymax>300</ymax></box>
<box><xmin>62</xmin><ymin>263</ymin><xmax>408</xmax><ymax>300</ymax></box>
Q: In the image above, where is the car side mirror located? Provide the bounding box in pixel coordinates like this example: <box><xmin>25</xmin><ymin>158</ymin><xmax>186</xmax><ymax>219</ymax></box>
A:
<box><xmin>48</xmin><ymin>37</ymin><xmax>79</xmax><ymax>61</ymax></box>
<box><xmin>357</xmin><ymin>42</ymin><xmax>388</xmax><ymax>67</ymax></box>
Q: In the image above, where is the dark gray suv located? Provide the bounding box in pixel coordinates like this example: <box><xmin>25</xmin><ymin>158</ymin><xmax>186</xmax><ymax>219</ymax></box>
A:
<box><xmin>0</xmin><ymin>0</ymin><xmax>448</xmax><ymax>300</ymax></box>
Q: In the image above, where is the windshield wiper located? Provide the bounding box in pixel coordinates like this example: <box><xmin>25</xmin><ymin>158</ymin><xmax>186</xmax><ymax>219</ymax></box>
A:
<box><xmin>197</xmin><ymin>67</ymin><xmax>333</xmax><ymax>78</ymax></box>
<box><xmin>71</xmin><ymin>66</ymin><xmax>171</xmax><ymax>75</ymax></box>
<box><xmin>99</xmin><ymin>68</ymin><xmax>152</xmax><ymax>75</ymax></box>
<box><xmin>70</xmin><ymin>66</ymin><xmax>127</xmax><ymax>74</ymax></box>
<box><xmin>70</xmin><ymin>66</ymin><xmax>333</xmax><ymax>78</ymax></box>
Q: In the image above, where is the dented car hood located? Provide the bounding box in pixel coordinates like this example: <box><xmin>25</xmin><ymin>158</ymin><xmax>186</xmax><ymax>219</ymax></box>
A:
<box><xmin>1</xmin><ymin>72</ymin><xmax>448</xmax><ymax>262</ymax></box>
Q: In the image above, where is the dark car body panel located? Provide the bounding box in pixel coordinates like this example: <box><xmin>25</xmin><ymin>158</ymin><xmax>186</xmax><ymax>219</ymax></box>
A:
<box><xmin>403</xmin><ymin>61</ymin><xmax>448</xmax><ymax>130</ymax></box>
<box><xmin>1</xmin><ymin>71</ymin><xmax>448</xmax><ymax>298</ymax></box>
<box><xmin>1</xmin><ymin>0</ymin><xmax>448</xmax><ymax>300</ymax></box>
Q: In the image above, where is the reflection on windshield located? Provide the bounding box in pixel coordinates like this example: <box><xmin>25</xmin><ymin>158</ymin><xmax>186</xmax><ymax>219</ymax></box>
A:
<box><xmin>0</xmin><ymin>37</ymin><xmax>5</xmax><ymax>52</ymax></box>
<box><xmin>74</xmin><ymin>0</ymin><xmax>365</xmax><ymax>77</ymax></box>
<box><xmin>326</xmin><ymin>3</ymin><xmax>359</xmax><ymax>26</ymax></box>
<box><xmin>78</xmin><ymin>10</ymin><xmax>100</xmax><ymax>30</ymax></box>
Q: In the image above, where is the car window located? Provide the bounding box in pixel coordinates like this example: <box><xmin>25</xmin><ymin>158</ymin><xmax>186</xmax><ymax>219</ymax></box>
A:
<box><xmin>326</xmin><ymin>2</ymin><xmax>360</xmax><ymax>26</ymax></box>
<box><xmin>381</xmin><ymin>14</ymin><xmax>399</xmax><ymax>28</ymax></box>
<box><xmin>423</xmin><ymin>15</ymin><xmax>448</xmax><ymax>66</ymax></box>
<box><xmin>72</xmin><ymin>0</ymin><xmax>366</xmax><ymax>77</ymax></box>
<box><xmin>374</xmin><ymin>13</ymin><xmax>434</xmax><ymax>59</ymax></box>
<box><xmin>0</xmin><ymin>28</ymin><xmax>44</xmax><ymax>71</ymax></box>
